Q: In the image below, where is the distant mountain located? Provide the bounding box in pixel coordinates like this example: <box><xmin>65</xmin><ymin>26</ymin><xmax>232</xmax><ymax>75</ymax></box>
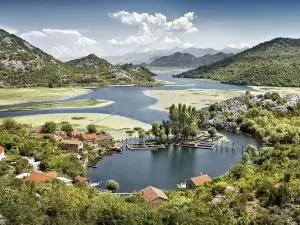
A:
<box><xmin>182</xmin><ymin>47</ymin><xmax>247</xmax><ymax>57</ymax></box>
<box><xmin>0</xmin><ymin>29</ymin><xmax>156</xmax><ymax>87</ymax></box>
<box><xmin>175</xmin><ymin>38</ymin><xmax>300</xmax><ymax>87</ymax></box>
<box><xmin>104</xmin><ymin>46</ymin><xmax>246</xmax><ymax>65</ymax></box>
<box><xmin>147</xmin><ymin>52</ymin><xmax>234</xmax><ymax>68</ymax></box>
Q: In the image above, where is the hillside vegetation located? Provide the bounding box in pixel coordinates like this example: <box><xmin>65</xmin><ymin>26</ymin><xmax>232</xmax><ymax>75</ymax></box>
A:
<box><xmin>175</xmin><ymin>38</ymin><xmax>300</xmax><ymax>87</ymax></box>
<box><xmin>0</xmin><ymin>29</ymin><xmax>156</xmax><ymax>88</ymax></box>
<box><xmin>147</xmin><ymin>52</ymin><xmax>233</xmax><ymax>68</ymax></box>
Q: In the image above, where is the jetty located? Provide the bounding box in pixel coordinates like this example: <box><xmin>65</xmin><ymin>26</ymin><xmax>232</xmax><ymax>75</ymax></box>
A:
<box><xmin>126</xmin><ymin>143</ymin><xmax>166</xmax><ymax>150</ymax></box>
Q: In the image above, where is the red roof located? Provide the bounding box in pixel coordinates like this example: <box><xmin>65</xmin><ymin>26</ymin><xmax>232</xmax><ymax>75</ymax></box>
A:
<box><xmin>75</xmin><ymin>175</ymin><xmax>89</xmax><ymax>182</ymax></box>
<box><xmin>0</xmin><ymin>146</ymin><xmax>4</xmax><ymax>153</ymax></box>
<box><xmin>71</xmin><ymin>131</ymin><xmax>85</xmax><ymax>136</ymax></box>
<box><xmin>140</xmin><ymin>186</ymin><xmax>168</xmax><ymax>202</ymax></box>
<box><xmin>190</xmin><ymin>174</ymin><xmax>212</xmax><ymax>186</ymax></box>
<box><xmin>81</xmin><ymin>133</ymin><xmax>97</xmax><ymax>140</ymax></box>
<box><xmin>96</xmin><ymin>135</ymin><xmax>113</xmax><ymax>141</ymax></box>
<box><xmin>26</xmin><ymin>171</ymin><xmax>57</xmax><ymax>182</ymax></box>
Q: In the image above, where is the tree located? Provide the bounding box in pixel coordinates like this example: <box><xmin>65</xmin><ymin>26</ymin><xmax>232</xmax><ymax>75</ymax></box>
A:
<box><xmin>207</xmin><ymin>127</ymin><xmax>217</xmax><ymax>137</ymax></box>
<box><xmin>162</xmin><ymin>120</ymin><xmax>171</xmax><ymax>140</ymax></box>
<box><xmin>87</xmin><ymin>124</ymin><xmax>97</xmax><ymax>133</ymax></box>
<box><xmin>106</xmin><ymin>179</ymin><xmax>119</xmax><ymax>192</ymax></box>
<box><xmin>138</xmin><ymin>129</ymin><xmax>146</xmax><ymax>144</ymax></box>
<box><xmin>42</xmin><ymin>121</ymin><xmax>57</xmax><ymax>134</ymax></box>
<box><xmin>61</xmin><ymin>123</ymin><xmax>73</xmax><ymax>135</ymax></box>
<box><xmin>151</xmin><ymin>122</ymin><xmax>161</xmax><ymax>139</ymax></box>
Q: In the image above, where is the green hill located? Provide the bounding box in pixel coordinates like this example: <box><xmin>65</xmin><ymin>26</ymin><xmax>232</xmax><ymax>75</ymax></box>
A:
<box><xmin>175</xmin><ymin>38</ymin><xmax>300</xmax><ymax>87</ymax></box>
<box><xmin>0</xmin><ymin>29</ymin><xmax>155</xmax><ymax>87</ymax></box>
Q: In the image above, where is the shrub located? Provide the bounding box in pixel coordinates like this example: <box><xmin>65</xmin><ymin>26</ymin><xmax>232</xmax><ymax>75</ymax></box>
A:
<box><xmin>87</xmin><ymin>124</ymin><xmax>97</xmax><ymax>134</ymax></box>
<box><xmin>42</xmin><ymin>121</ymin><xmax>57</xmax><ymax>134</ymax></box>
<box><xmin>106</xmin><ymin>179</ymin><xmax>119</xmax><ymax>192</ymax></box>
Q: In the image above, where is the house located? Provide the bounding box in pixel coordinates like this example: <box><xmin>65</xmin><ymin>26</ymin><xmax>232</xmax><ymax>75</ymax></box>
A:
<box><xmin>59</xmin><ymin>140</ymin><xmax>83</xmax><ymax>153</ymax></box>
<box><xmin>74</xmin><ymin>175</ymin><xmax>89</xmax><ymax>184</ymax></box>
<box><xmin>79</xmin><ymin>133</ymin><xmax>98</xmax><ymax>144</ymax></box>
<box><xmin>26</xmin><ymin>171</ymin><xmax>57</xmax><ymax>182</ymax></box>
<box><xmin>71</xmin><ymin>131</ymin><xmax>85</xmax><ymax>139</ymax></box>
<box><xmin>139</xmin><ymin>186</ymin><xmax>168</xmax><ymax>205</ymax></box>
<box><xmin>186</xmin><ymin>174</ymin><xmax>212</xmax><ymax>190</ymax></box>
<box><xmin>0</xmin><ymin>146</ymin><xmax>5</xmax><ymax>161</ymax></box>
<box><xmin>96</xmin><ymin>135</ymin><xmax>113</xmax><ymax>142</ymax></box>
<box><xmin>54</xmin><ymin>131</ymin><xmax>67</xmax><ymax>139</ymax></box>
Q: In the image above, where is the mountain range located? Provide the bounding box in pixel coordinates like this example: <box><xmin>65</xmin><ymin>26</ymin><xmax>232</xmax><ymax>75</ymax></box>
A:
<box><xmin>175</xmin><ymin>37</ymin><xmax>300</xmax><ymax>87</ymax></box>
<box><xmin>0</xmin><ymin>29</ymin><xmax>155</xmax><ymax>88</ymax></box>
<box><xmin>146</xmin><ymin>52</ymin><xmax>234</xmax><ymax>68</ymax></box>
<box><xmin>103</xmin><ymin>47</ymin><xmax>247</xmax><ymax>65</ymax></box>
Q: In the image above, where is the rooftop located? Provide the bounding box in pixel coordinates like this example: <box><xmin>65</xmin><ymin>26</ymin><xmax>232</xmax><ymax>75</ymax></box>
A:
<box><xmin>61</xmin><ymin>140</ymin><xmax>82</xmax><ymax>145</ymax></box>
<box><xmin>81</xmin><ymin>133</ymin><xmax>97</xmax><ymax>140</ymax></box>
<box><xmin>140</xmin><ymin>186</ymin><xmax>168</xmax><ymax>202</ymax></box>
<box><xmin>26</xmin><ymin>171</ymin><xmax>57</xmax><ymax>182</ymax></box>
<box><xmin>75</xmin><ymin>175</ymin><xmax>89</xmax><ymax>182</ymax></box>
<box><xmin>190</xmin><ymin>174</ymin><xmax>212</xmax><ymax>186</ymax></box>
<box><xmin>96</xmin><ymin>135</ymin><xmax>113</xmax><ymax>141</ymax></box>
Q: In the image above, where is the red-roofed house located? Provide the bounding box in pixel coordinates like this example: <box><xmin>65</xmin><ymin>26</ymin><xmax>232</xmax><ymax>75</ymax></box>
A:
<box><xmin>59</xmin><ymin>140</ymin><xmax>83</xmax><ymax>152</ymax></box>
<box><xmin>139</xmin><ymin>186</ymin><xmax>168</xmax><ymax>205</ymax></box>
<box><xmin>71</xmin><ymin>131</ymin><xmax>85</xmax><ymax>138</ymax></box>
<box><xmin>0</xmin><ymin>146</ymin><xmax>5</xmax><ymax>161</ymax></box>
<box><xmin>26</xmin><ymin>171</ymin><xmax>57</xmax><ymax>182</ymax></box>
<box><xmin>79</xmin><ymin>133</ymin><xmax>98</xmax><ymax>143</ymax></box>
<box><xmin>186</xmin><ymin>174</ymin><xmax>212</xmax><ymax>190</ymax></box>
<box><xmin>74</xmin><ymin>175</ymin><xmax>89</xmax><ymax>184</ymax></box>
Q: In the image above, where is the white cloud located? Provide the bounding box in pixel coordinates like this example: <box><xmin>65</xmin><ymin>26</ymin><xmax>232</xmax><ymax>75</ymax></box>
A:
<box><xmin>108</xmin><ymin>11</ymin><xmax>197</xmax><ymax>50</ymax></box>
<box><xmin>227</xmin><ymin>43</ymin><xmax>251</xmax><ymax>49</ymax></box>
<box><xmin>183</xmin><ymin>42</ymin><xmax>193</xmax><ymax>48</ymax></box>
<box><xmin>163</xmin><ymin>36</ymin><xmax>181</xmax><ymax>44</ymax></box>
<box><xmin>19</xmin><ymin>28</ymin><xmax>104</xmax><ymax>58</ymax></box>
<box><xmin>0</xmin><ymin>25</ymin><xmax>18</xmax><ymax>34</ymax></box>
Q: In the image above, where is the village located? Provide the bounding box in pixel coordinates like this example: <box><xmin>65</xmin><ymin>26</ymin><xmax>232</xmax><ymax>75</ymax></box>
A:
<box><xmin>0</xmin><ymin>118</ymin><xmax>216</xmax><ymax>205</ymax></box>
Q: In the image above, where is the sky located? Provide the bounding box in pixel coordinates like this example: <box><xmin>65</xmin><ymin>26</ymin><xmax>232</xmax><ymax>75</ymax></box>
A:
<box><xmin>0</xmin><ymin>0</ymin><xmax>300</xmax><ymax>58</ymax></box>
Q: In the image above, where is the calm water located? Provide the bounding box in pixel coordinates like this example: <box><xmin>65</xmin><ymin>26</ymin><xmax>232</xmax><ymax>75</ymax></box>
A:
<box><xmin>88</xmin><ymin>131</ymin><xmax>259</xmax><ymax>192</ymax></box>
<box><xmin>0</xmin><ymin>71</ymin><xmax>258</xmax><ymax>191</ymax></box>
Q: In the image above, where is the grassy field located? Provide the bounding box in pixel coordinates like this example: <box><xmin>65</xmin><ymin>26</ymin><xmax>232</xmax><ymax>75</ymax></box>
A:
<box><xmin>250</xmin><ymin>86</ymin><xmax>300</xmax><ymax>95</ymax></box>
<box><xmin>1</xmin><ymin>113</ymin><xmax>151</xmax><ymax>140</ymax></box>
<box><xmin>0</xmin><ymin>88</ymin><xmax>92</xmax><ymax>106</ymax></box>
<box><xmin>1</xmin><ymin>100</ymin><xmax>112</xmax><ymax>112</ymax></box>
<box><xmin>144</xmin><ymin>89</ymin><xmax>246</xmax><ymax>111</ymax></box>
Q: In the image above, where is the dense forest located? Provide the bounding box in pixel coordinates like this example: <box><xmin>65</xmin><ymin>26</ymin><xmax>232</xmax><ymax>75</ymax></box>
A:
<box><xmin>175</xmin><ymin>38</ymin><xmax>300</xmax><ymax>87</ymax></box>
<box><xmin>2</xmin><ymin>92</ymin><xmax>300</xmax><ymax>224</ymax></box>
<box><xmin>0</xmin><ymin>29</ymin><xmax>156</xmax><ymax>88</ymax></box>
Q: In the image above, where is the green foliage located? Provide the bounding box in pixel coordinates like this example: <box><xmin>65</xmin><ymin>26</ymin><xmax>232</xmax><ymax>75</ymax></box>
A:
<box><xmin>209</xmin><ymin>103</ymin><xmax>223</xmax><ymax>112</ymax></box>
<box><xmin>106</xmin><ymin>179</ymin><xmax>120</xmax><ymax>192</ymax></box>
<box><xmin>42</xmin><ymin>121</ymin><xmax>56</xmax><ymax>134</ymax></box>
<box><xmin>61</xmin><ymin>123</ymin><xmax>73</xmax><ymax>135</ymax></box>
<box><xmin>207</xmin><ymin>126</ymin><xmax>217</xmax><ymax>137</ymax></box>
<box><xmin>177</xmin><ymin>38</ymin><xmax>300</xmax><ymax>87</ymax></box>
<box><xmin>87</xmin><ymin>124</ymin><xmax>97</xmax><ymax>134</ymax></box>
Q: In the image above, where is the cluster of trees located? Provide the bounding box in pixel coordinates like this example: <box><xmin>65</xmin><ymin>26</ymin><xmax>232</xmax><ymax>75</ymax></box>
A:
<box><xmin>149</xmin><ymin>104</ymin><xmax>198</xmax><ymax>141</ymax></box>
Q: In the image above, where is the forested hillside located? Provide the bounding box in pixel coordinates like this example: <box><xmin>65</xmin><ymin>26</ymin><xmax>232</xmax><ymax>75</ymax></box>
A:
<box><xmin>0</xmin><ymin>29</ymin><xmax>156</xmax><ymax>87</ymax></box>
<box><xmin>175</xmin><ymin>38</ymin><xmax>300</xmax><ymax>87</ymax></box>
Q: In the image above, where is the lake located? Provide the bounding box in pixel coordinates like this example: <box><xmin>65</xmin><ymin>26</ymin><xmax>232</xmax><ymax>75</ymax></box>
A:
<box><xmin>0</xmin><ymin>71</ymin><xmax>259</xmax><ymax>192</ymax></box>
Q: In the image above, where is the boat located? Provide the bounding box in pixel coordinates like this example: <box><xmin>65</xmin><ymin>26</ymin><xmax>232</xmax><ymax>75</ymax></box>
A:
<box><xmin>89</xmin><ymin>181</ymin><xmax>102</xmax><ymax>187</ymax></box>
<box><xmin>92</xmin><ymin>165</ymin><xmax>97</xmax><ymax>168</ymax></box>
<box><xmin>177</xmin><ymin>182</ymin><xmax>186</xmax><ymax>190</ymax></box>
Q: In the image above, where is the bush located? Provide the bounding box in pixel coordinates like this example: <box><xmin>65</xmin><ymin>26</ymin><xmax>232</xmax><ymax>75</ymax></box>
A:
<box><xmin>87</xmin><ymin>124</ymin><xmax>97</xmax><ymax>134</ymax></box>
<box><xmin>207</xmin><ymin>127</ymin><xmax>217</xmax><ymax>137</ymax></box>
<box><xmin>42</xmin><ymin>121</ymin><xmax>57</xmax><ymax>134</ymax></box>
<box><xmin>209</xmin><ymin>104</ymin><xmax>223</xmax><ymax>112</ymax></box>
<box><xmin>106</xmin><ymin>179</ymin><xmax>119</xmax><ymax>192</ymax></box>
<box><xmin>61</xmin><ymin>123</ymin><xmax>73</xmax><ymax>135</ymax></box>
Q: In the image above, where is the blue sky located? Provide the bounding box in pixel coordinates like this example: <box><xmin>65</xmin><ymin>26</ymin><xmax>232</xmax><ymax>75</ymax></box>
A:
<box><xmin>1</xmin><ymin>0</ymin><xmax>300</xmax><ymax>58</ymax></box>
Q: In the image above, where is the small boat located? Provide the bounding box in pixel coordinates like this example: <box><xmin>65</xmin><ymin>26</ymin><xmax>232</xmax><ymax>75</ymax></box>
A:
<box><xmin>89</xmin><ymin>181</ymin><xmax>102</xmax><ymax>187</ymax></box>
<box><xmin>92</xmin><ymin>165</ymin><xmax>97</xmax><ymax>168</ymax></box>
<box><xmin>177</xmin><ymin>182</ymin><xmax>186</xmax><ymax>190</ymax></box>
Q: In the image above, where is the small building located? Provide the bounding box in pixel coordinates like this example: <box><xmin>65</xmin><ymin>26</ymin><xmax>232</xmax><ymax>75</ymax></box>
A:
<box><xmin>74</xmin><ymin>175</ymin><xmax>89</xmax><ymax>184</ymax></box>
<box><xmin>0</xmin><ymin>146</ymin><xmax>5</xmax><ymax>161</ymax></box>
<box><xmin>26</xmin><ymin>171</ymin><xmax>57</xmax><ymax>182</ymax></box>
<box><xmin>56</xmin><ymin>177</ymin><xmax>73</xmax><ymax>185</ymax></box>
<box><xmin>96</xmin><ymin>135</ymin><xmax>113</xmax><ymax>142</ymax></box>
<box><xmin>71</xmin><ymin>131</ymin><xmax>85</xmax><ymax>139</ymax></box>
<box><xmin>59</xmin><ymin>140</ymin><xmax>83</xmax><ymax>153</ymax></box>
<box><xmin>79</xmin><ymin>133</ymin><xmax>98</xmax><ymax>144</ymax></box>
<box><xmin>186</xmin><ymin>174</ymin><xmax>212</xmax><ymax>190</ymax></box>
<box><xmin>54</xmin><ymin>131</ymin><xmax>67</xmax><ymax>139</ymax></box>
<box><xmin>139</xmin><ymin>186</ymin><xmax>168</xmax><ymax>205</ymax></box>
